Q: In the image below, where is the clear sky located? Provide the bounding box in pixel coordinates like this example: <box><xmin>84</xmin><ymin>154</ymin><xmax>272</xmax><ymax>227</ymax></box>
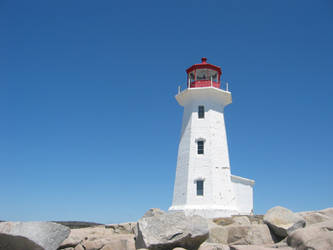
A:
<box><xmin>1</xmin><ymin>0</ymin><xmax>333</xmax><ymax>224</ymax></box>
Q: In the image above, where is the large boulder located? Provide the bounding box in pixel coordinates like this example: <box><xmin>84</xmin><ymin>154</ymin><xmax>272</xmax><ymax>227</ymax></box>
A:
<box><xmin>287</xmin><ymin>219</ymin><xmax>333</xmax><ymax>250</ymax></box>
<box><xmin>318</xmin><ymin>207</ymin><xmax>333</xmax><ymax>218</ymax></box>
<box><xmin>206</xmin><ymin>220</ymin><xmax>228</xmax><ymax>244</ymax></box>
<box><xmin>224</xmin><ymin>224</ymin><xmax>275</xmax><ymax>245</ymax></box>
<box><xmin>135</xmin><ymin>211</ymin><xmax>209</xmax><ymax>250</ymax></box>
<box><xmin>0</xmin><ymin>221</ymin><xmax>70</xmax><ymax>250</ymax></box>
<box><xmin>263</xmin><ymin>206</ymin><xmax>305</xmax><ymax>238</ymax></box>
<box><xmin>297</xmin><ymin>211</ymin><xmax>331</xmax><ymax>225</ymax></box>
<box><xmin>59</xmin><ymin>226</ymin><xmax>135</xmax><ymax>250</ymax></box>
<box><xmin>0</xmin><ymin>233</ymin><xmax>44</xmax><ymax>250</ymax></box>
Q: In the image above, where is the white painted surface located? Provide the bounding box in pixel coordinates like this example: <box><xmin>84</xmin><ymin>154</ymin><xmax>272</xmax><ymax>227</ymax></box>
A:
<box><xmin>231</xmin><ymin>175</ymin><xmax>255</xmax><ymax>215</ymax></box>
<box><xmin>169</xmin><ymin>87</ymin><xmax>255</xmax><ymax>218</ymax></box>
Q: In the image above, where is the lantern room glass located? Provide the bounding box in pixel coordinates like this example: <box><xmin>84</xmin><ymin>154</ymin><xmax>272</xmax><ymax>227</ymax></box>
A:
<box><xmin>188</xmin><ymin>69</ymin><xmax>219</xmax><ymax>84</ymax></box>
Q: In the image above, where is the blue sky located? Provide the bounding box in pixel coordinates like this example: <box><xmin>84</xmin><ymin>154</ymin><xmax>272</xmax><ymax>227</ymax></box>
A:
<box><xmin>1</xmin><ymin>0</ymin><xmax>333</xmax><ymax>224</ymax></box>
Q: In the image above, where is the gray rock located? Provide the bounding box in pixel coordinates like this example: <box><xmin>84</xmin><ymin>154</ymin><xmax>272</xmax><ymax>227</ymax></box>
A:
<box><xmin>135</xmin><ymin>211</ymin><xmax>209</xmax><ymax>250</ymax></box>
<box><xmin>199</xmin><ymin>242</ymin><xmax>230</xmax><ymax>250</ymax></box>
<box><xmin>60</xmin><ymin>226</ymin><xmax>114</xmax><ymax>248</ymax></box>
<box><xmin>232</xmin><ymin>217</ymin><xmax>251</xmax><ymax>226</ymax></box>
<box><xmin>142</xmin><ymin>208</ymin><xmax>165</xmax><ymax>218</ymax></box>
<box><xmin>106</xmin><ymin>222</ymin><xmax>137</xmax><ymax>234</ymax></box>
<box><xmin>213</xmin><ymin>217</ymin><xmax>234</xmax><ymax>226</ymax></box>
<box><xmin>213</xmin><ymin>215</ymin><xmax>262</xmax><ymax>227</ymax></box>
<box><xmin>60</xmin><ymin>226</ymin><xmax>135</xmax><ymax>250</ymax></box>
<box><xmin>81</xmin><ymin>234</ymin><xmax>135</xmax><ymax>250</ymax></box>
<box><xmin>0</xmin><ymin>233</ymin><xmax>44</xmax><ymax>250</ymax></box>
<box><xmin>229</xmin><ymin>245</ymin><xmax>292</xmax><ymax>250</ymax></box>
<box><xmin>318</xmin><ymin>207</ymin><xmax>333</xmax><ymax>218</ymax></box>
<box><xmin>287</xmin><ymin>219</ymin><xmax>333</xmax><ymax>249</ymax></box>
<box><xmin>74</xmin><ymin>245</ymin><xmax>84</xmax><ymax>250</ymax></box>
<box><xmin>297</xmin><ymin>211</ymin><xmax>331</xmax><ymax>225</ymax></box>
<box><xmin>206</xmin><ymin>220</ymin><xmax>228</xmax><ymax>244</ymax></box>
<box><xmin>263</xmin><ymin>206</ymin><xmax>305</xmax><ymax>238</ymax></box>
<box><xmin>267</xmin><ymin>238</ymin><xmax>289</xmax><ymax>248</ymax></box>
<box><xmin>0</xmin><ymin>221</ymin><xmax>70</xmax><ymax>250</ymax></box>
<box><xmin>225</xmin><ymin>224</ymin><xmax>275</xmax><ymax>245</ymax></box>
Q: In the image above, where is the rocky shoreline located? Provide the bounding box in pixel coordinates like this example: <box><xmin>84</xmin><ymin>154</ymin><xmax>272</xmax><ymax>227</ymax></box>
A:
<box><xmin>0</xmin><ymin>206</ymin><xmax>332</xmax><ymax>250</ymax></box>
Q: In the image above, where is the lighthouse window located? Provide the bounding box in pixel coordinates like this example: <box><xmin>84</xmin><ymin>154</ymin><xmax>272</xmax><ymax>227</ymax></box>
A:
<box><xmin>196</xmin><ymin>69</ymin><xmax>209</xmax><ymax>80</ymax></box>
<box><xmin>196</xmin><ymin>180</ymin><xmax>204</xmax><ymax>196</ymax></box>
<box><xmin>211</xmin><ymin>71</ymin><xmax>218</xmax><ymax>82</ymax></box>
<box><xmin>198</xmin><ymin>106</ymin><xmax>205</xmax><ymax>119</ymax></box>
<box><xmin>197</xmin><ymin>140</ymin><xmax>204</xmax><ymax>154</ymax></box>
<box><xmin>189</xmin><ymin>72</ymin><xmax>195</xmax><ymax>83</ymax></box>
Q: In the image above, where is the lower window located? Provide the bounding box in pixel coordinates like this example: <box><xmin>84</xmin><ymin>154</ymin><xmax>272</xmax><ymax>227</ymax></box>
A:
<box><xmin>196</xmin><ymin>180</ymin><xmax>204</xmax><ymax>196</ymax></box>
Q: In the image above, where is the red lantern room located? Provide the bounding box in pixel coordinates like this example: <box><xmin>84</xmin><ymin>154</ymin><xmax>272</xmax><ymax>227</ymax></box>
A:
<box><xmin>186</xmin><ymin>57</ymin><xmax>222</xmax><ymax>88</ymax></box>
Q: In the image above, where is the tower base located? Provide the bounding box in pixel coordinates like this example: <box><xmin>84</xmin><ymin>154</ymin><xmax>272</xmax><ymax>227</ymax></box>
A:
<box><xmin>168</xmin><ymin>205</ymin><xmax>247</xmax><ymax>218</ymax></box>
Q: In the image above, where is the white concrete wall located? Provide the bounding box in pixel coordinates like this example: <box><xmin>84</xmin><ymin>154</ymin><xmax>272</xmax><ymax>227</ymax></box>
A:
<box><xmin>231</xmin><ymin>175</ymin><xmax>255</xmax><ymax>215</ymax></box>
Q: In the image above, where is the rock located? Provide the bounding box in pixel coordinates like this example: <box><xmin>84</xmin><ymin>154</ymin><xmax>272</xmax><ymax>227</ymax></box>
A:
<box><xmin>106</xmin><ymin>222</ymin><xmax>137</xmax><ymax>234</ymax></box>
<box><xmin>135</xmin><ymin>211</ymin><xmax>209</xmax><ymax>250</ymax></box>
<box><xmin>206</xmin><ymin>220</ymin><xmax>228</xmax><ymax>244</ymax></box>
<box><xmin>82</xmin><ymin>239</ymin><xmax>106</xmax><ymax>249</ymax></box>
<box><xmin>297</xmin><ymin>211</ymin><xmax>331</xmax><ymax>225</ymax></box>
<box><xmin>301</xmin><ymin>231</ymin><xmax>333</xmax><ymax>249</ymax></box>
<box><xmin>199</xmin><ymin>242</ymin><xmax>230</xmax><ymax>250</ymax></box>
<box><xmin>287</xmin><ymin>219</ymin><xmax>333</xmax><ymax>249</ymax></box>
<box><xmin>232</xmin><ymin>217</ymin><xmax>251</xmax><ymax>226</ymax></box>
<box><xmin>263</xmin><ymin>206</ymin><xmax>305</xmax><ymax>238</ymax></box>
<box><xmin>318</xmin><ymin>207</ymin><xmax>333</xmax><ymax>218</ymax></box>
<box><xmin>213</xmin><ymin>217</ymin><xmax>234</xmax><ymax>226</ymax></box>
<box><xmin>142</xmin><ymin>208</ymin><xmax>165</xmax><ymax>218</ymax></box>
<box><xmin>60</xmin><ymin>226</ymin><xmax>114</xmax><ymax>247</ymax></box>
<box><xmin>268</xmin><ymin>238</ymin><xmax>289</xmax><ymax>248</ymax></box>
<box><xmin>0</xmin><ymin>221</ymin><xmax>70</xmax><ymax>250</ymax></box>
<box><xmin>54</xmin><ymin>221</ymin><xmax>103</xmax><ymax>229</ymax></box>
<box><xmin>71</xmin><ymin>234</ymin><xmax>135</xmax><ymax>250</ymax></box>
<box><xmin>225</xmin><ymin>224</ymin><xmax>275</xmax><ymax>245</ymax></box>
<box><xmin>74</xmin><ymin>245</ymin><xmax>84</xmax><ymax>250</ymax></box>
<box><xmin>213</xmin><ymin>215</ymin><xmax>261</xmax><ymax>226</ymax></box>
<box><xmin>247</xmin><ymin>215</ymin><xmax>264</xmax><ymax>225</ymax></box>
<box><xmin>229</xmin><ymin>246</ymin><xmax>292</xmax><ymax>250</ymax></box>
<box><xmin>0</xmin><ymin>233</ymin><xmax>44</xmax><ymax>250</ymax></box>
<box><xmin>60</xmin><ymin>226</ymin><xmax>135</xmax><ymax>250</ymax></box>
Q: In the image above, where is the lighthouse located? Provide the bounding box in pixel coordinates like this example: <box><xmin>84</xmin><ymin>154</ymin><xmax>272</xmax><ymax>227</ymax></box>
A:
<box><xmin>169</xmin><ymin>58</ymin><xmax>255</xmax><ymax>218</ymax></box>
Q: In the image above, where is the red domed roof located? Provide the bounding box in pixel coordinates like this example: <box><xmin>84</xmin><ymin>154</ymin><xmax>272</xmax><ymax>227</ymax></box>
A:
<box><xmin>186</xmin><ymin>57</ymin><xmax>222</xmax><ymax>75</ymax></box>
<box><xmin>186</xmin><ymin>58</ymin><xmax>222</xmax><ymax>89</ymax></box>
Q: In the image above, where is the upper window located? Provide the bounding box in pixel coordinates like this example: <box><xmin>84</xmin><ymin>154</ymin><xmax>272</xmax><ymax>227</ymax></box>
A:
<box><xmin>194</xmin><ymin>69</ymin><xmax>218</xmax><ymax>82</ymax></box>
<box><xmin>197</xmin><ymin>140</ymin><xmax>204</xmax><ymax>154</ymax></box>
<box><xmin>196</xmin><ymin>69</ymin><xmax>209</xmax><ymax>80</ymax></box>
<box><xmin>196</xmin><ymin>180</ymin><xmax>204</xmax><ymax>196</ymax></box>
<box><xmin>189</xmin><ymin>71</ymin><xmax>195</xmax><ymax>83</ymax></box>
<box><xmin>198</xmin><ymin>105</ymin><xmax>205</xmax><ymax>119</ymax></box>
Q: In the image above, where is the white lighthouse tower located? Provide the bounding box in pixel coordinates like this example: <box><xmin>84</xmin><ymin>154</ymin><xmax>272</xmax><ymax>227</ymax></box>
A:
<box><xmin>169</xmin><ymin>58</ymin><xmax>255</xmax><ymax>218</ymax></box>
